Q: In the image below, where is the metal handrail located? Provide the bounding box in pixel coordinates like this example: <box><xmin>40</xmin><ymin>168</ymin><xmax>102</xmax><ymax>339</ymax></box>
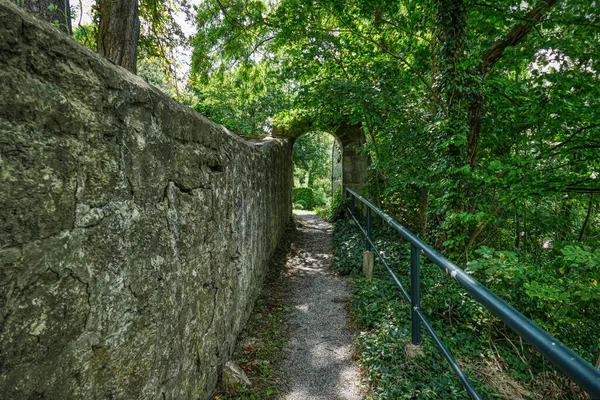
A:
<box><xmin>345</xmin><ymin>188</ymin><xmax>600</xmax><ymax>399</ymax></box>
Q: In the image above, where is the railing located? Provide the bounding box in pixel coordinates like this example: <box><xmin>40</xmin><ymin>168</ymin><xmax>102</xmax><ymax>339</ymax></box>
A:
<box><xmin>345</xmin><ymin>188</ymin><xmax>600</xmax><ymax>399</ymax></box>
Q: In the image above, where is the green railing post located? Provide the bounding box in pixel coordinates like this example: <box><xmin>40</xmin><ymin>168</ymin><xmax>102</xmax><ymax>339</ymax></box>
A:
<box><xmin>366</xmin><ymin>207</ymin><xmax>372</xmax><ymax>251</ymax></box>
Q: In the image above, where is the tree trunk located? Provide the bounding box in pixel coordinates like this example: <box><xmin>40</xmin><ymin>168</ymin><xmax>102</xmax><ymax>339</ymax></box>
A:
<box><xmin>467</xmin><ymin>93</ymin><xmax>483</xmax><ymax>169</ymax></box>
<box><xmin>515</xmin><ymin>213</ymin><xmax>521</xmax><ymax>250</ymax></box>
<box><xmin>433</xmin><ymin>0</ymin><xmax>469</xmax><ymax>249</ymax></box>
<box><xmin>435</xmin><ymin>0</ymin><xmax>468</xmax><ymax>177</ymax></box>
<box><xmin>419</xmin><ymin>188</ymin><xmax>429</xmax><ymax>236</ymax></box>
<box><xmin>467</xmin><ymin>0</ymin><xmax>559</xmax><ymax>171</ymax></box>
<box><xmin>16</xmin><ymin>0</ymin><xmax>72</xmax><ymax>34</ymax></box>
<box><xmin>97</xmin><ymin>0</ymin><xmax>140</xmax><ymax>73</ymax></box>
<box><xmin>578</xmin><ymin>193</ymin><xmax>595</xmax><ymax>242</ymax></box>
<box><xmin>561</xmin><ymin>197</ymin><xmax>573</xmax><ymax>241</ymax></box>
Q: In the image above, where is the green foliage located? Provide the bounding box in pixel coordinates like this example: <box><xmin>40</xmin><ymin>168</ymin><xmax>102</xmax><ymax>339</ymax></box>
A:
<box><xmin>73</xmin><ymin>24</ymin><xmax>96</xmax><ymax>49</ymax></box>
<box><xmin>292</xmin><ymin>187</ymin><xmax>315</xmax><ymax>211</ymax></box>
<box><xmin>292</xmin><ymin>132</ymin><xmax>338</xmax><ymax>209</ymax></box>
<box><xmin>137</xmin><ymin>0</ymin><xmax>190</xmax><ymax>100</ymax></box>
<box><xmin>192</xmin><ymin>61</ymin><xmax>291</xmax><ymax>135</ymax></box>
<box><xmin>314</xmin><ymin>206</ymin><xmax>328</xmax><ymax>218</ymax></box>
<box><xmin>332</xmin><ymin>218</ymin><xmax>364</xmax><ymax>275</ymax></box>
<box><xmin>336</xmin><ymin>217</ymin><xmax>595</xmax><ymax>398</ymax></box>
<box><xmin>312</xmin><ymin>190</ymin><xmax>327</xmax><ymax>207</ymax></box>
<box><xmin>467</xmin><ymin>245</ymin><xmax>600</xmax><ymax>359</ymax></box>
<box><xmin>322</xmin><ymin>186</ymin><xmax>344</xmax><ymax>219</ymax></box>
<box><xmin>46</xmin><ymin>1</ymin><xmax>72</xmax><ymax>33</ymax></box>
<box><xmin>292</xmin><ymin>201</ymin><xmax>306</xmax><ymax>210</ymax></box>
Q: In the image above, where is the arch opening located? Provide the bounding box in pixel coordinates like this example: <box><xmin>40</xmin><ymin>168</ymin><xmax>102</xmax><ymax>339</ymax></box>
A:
<box><xmin>273</xmin><ymin>120</ymin><xmax>371</xmax><ymax>200</ymax></box>
<box><xmin>292</xmin><ymin>131</ymin><xmax>342</xmax><ymax>210</ymax></box>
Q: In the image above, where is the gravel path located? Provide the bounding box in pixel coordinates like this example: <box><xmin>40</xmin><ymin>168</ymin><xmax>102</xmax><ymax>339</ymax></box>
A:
<box><xmin>279</xmin><ymin>211</ymin><xmax>363</xmax><ymax>400</ymax></box>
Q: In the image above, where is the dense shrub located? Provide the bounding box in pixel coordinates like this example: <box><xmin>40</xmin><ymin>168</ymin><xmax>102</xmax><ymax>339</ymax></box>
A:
<box><xmin>335</xmin><ymin>216</ymin><xmax>595</xmax><ymax>399</ymax></box>
<box><xmin>466</xmin><ymin>244</ymin><xmax>600</xmax><ymax>359</ymax></box>
<box><xmin>313</xmin><ymin>189</ymin><xmax>327</xmax><ymax>207</ymax></box>
<box><xmin>293</xmin><ymin>201</ymin><xmax>306</xmax><ymax>210</ymax></box>
<box><xmin>332</xmin><ymin>218</ymin><xmax>364</xmax><ymax>275</ymax></box>
<box><xmin>292</xmin><ymin>187</ymin><xmax>315</xmax><ymax>210</ymax></box>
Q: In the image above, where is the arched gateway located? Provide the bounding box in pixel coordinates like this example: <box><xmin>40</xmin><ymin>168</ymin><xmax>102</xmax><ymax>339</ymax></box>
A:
<box><xmin>272</xmin><ymin>120</ymin><xmax>370</xmax><ymax>195</ymax></box>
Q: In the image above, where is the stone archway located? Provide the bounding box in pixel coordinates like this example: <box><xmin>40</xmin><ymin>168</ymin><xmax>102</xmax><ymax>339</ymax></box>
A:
<box><xmin>272</xmin><ymin>120</ymin><xmax>370</xmax><ymax>195</ymax></box>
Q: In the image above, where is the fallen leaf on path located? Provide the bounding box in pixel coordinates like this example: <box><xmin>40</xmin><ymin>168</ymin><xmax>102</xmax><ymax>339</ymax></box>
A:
<box><xmin>240</xmin><ymin>364</ymin><xmax>253</xmax><ymax>372</ymax></box>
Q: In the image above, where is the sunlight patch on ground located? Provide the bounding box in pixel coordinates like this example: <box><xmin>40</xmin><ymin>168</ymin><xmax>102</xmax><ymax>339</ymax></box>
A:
<box><xmin>293</xmin><ymin>210</ymin><xmax>316</xmax><ymax>216</ymax></box>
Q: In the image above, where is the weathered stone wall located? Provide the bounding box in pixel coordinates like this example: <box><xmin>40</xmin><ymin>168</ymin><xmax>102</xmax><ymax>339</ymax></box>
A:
<box><xmin>0</xmin><ymin>1</ymin><xmax>292</xmax><ymax>398</ymax></box>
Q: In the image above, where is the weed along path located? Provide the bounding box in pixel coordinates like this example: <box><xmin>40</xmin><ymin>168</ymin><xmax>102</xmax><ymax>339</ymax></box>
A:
<box><xmin>278</xmin><ymin>210</ymin><xmax>364</xmax><ymax>400</ymax></box>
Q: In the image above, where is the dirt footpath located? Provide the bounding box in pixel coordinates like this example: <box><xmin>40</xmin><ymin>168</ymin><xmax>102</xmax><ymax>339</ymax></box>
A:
<box><xmin>278</xmin><ymin>211</ymin><xmax>364</xmax><ymax>400</ymax></box>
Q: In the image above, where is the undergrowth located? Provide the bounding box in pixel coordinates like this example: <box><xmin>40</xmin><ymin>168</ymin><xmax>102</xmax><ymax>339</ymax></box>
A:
<box><xmin>333</xmin><ymin>216</ymin><xmax>594</xmax><ymax>399</ymax></box>
<box><xmin>213</xmin><ymin>222</ymin><xmax>295</xmax><ymax>400</ymax></box>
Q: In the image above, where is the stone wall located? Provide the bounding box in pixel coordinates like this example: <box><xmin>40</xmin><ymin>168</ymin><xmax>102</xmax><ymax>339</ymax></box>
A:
<box><xmin>0</xmin><ymin>1</ymin><xmax>292</xmax><ymax>398</ymax></box>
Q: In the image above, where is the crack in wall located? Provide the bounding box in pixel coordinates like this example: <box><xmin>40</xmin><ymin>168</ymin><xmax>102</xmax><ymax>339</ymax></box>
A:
<box><xmin>72</xmin><ymin>172</ymin><xmax>85</xmax><ymax>229</ymax></box>
<box><xmin>171</xmin><ymin>180</ymin><xmax>206</xmax><ymax>195</ymax></box>
<box><xmin>163</xmin><ymin>182</ymin><xmax>182</xmax><ymax>259</ymax></box>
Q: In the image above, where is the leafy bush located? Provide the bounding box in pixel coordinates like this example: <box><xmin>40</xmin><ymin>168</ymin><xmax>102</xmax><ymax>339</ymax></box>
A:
<box><xmin>332</xmin><ymin>218</ymin><xmax>364</xmax><ymax>275</ymax></box>
<box><xmin>467</xmin><ymin>244</ymin><xmax>600</xmax><ymax>359</ymax></box>
<box><xmin>313</xmin><ymin>189</ymin><xmax>327</xmax><ymax>207</ymax></box>
<box><xmin>293</xmin><ymin>201</ymin><xmax>306</xmax><ymax>210</ymax></box>
<box><xmin>334</xmin><ymin>216</ymin><xmax>595</xmax><ymax>399</ymax></box>
<box><xmin>314</xmin><ymin>206</ymin><xmax>327</xmax><ymax>217</ymax></box>
<box><xmin>293</xmin><ymin>187</ymin><xmax>315</xmax><ymax>210</ymax></box>
<box><xmin>321</xmin><ymin>186</ymin><xmax>347</xmax><ymax>221</ymax></box>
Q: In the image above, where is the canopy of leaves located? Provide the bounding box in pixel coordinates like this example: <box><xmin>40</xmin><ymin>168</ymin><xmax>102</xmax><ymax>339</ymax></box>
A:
<box><xmin>191</xmin><ymin>0</ymin><xmax>599</xmax><ymax>256</ymax></box>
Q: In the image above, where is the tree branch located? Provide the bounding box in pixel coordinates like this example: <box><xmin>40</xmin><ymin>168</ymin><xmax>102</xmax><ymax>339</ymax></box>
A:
<box><xmin>578</xmin><ymin>193</ymin><xmax>594</xmax><ymax>241</ymax></box>
<box><xmin>215</xmin><ymin>0</ymin><xmax>245</xmax><ymax>31</ymax></box>
<box><xmin>548</xmin><ymin>123</ymin><xmax>600</xmax><ymax>152</ymax></box>
<box><xmin>546</xmin><ymin>19</ymin><xmax>600</xmax><ymax>30</ymax></box>
<box><xmin>565</xmin><ymin>187</ymin><xmax>600</xmax><ymax>193</ymax></box>
<box><xmin>479</xmin><ymin>0</ymin><xmax>558</xmax><ymax>76</ymax></box>
<box><xmin>319</xmin><ymin>1</ymin><xmax>447</xmax><ymax>114</ymax></box>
